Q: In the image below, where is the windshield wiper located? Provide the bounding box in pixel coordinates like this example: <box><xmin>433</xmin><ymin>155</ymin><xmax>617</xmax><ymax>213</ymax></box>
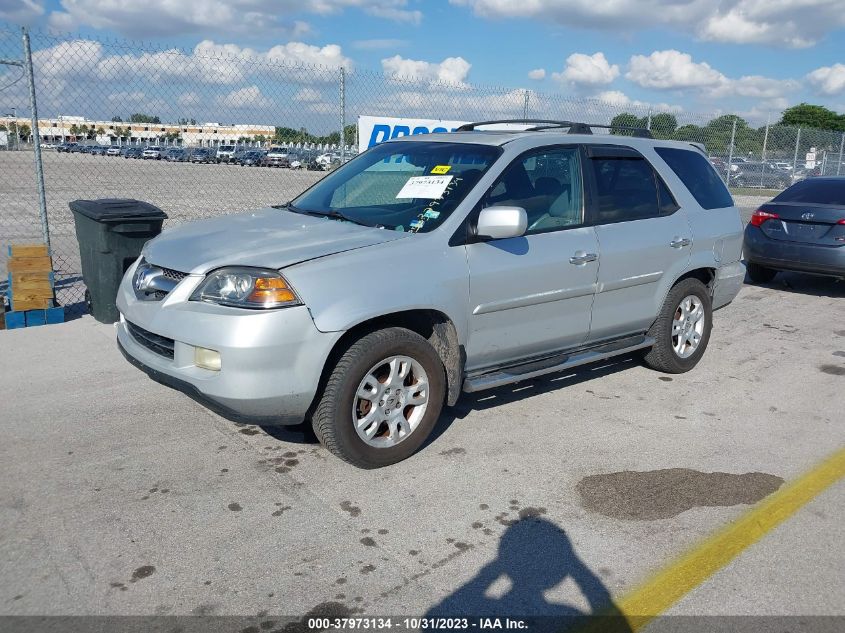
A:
<box><xmin>281</xmin><ymin>203</ymin><xmax>397</xmax><ymax>230</ymax></box>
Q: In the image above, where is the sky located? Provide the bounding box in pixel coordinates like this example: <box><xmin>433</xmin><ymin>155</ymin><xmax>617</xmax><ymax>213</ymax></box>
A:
<box><xmin>1</xmin><ymin>0</ymin><xmax>844</xmax><ymax>130</ymax></box>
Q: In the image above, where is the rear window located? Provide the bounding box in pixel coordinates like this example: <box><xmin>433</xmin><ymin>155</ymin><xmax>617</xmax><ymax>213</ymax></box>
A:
<box><xmin>655</xmin><ymin>147</ymin><xmax>733</xmax><ymax>210</ymax></box>
<box><xmin>773</xmin><ymin>179</ymin><xmax>845</xmax><ymax>206</ymax></box>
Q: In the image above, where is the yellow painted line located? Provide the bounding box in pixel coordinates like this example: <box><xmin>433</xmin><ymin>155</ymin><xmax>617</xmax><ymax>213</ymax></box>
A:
<box><xmin>617</xmin><ymin>446</ymin><xmax>845</xmax><ymax>632</ymax></box>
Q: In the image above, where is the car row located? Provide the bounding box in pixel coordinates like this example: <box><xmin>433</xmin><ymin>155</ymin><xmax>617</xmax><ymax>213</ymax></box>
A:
<box><xmin>53</xmin><ymin>142</ymin><xmax>344</xmax><ymax>170</ymax></box>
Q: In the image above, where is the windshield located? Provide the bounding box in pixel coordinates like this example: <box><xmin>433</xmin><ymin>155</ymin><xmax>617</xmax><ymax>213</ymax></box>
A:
<box><xmin>291</xmin><ymin>140</ymin><xmax>500</xmax><ymax>233</ymax></box>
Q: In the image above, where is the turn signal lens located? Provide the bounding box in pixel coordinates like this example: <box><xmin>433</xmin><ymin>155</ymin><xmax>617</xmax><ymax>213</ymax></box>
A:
<box><xmin>750</xmin><ymin>209</ymin><xmax>779</xmax><ymax>227</ymax></box>
<box><xmin>248</xmin><ymin>277</ymin><xmax>296</xmax><ymax>304</ymax></box>
<box><xmin>837</xmin><ymin>219</ymin><xmax>845</xmax><ymax>225</ymax></box>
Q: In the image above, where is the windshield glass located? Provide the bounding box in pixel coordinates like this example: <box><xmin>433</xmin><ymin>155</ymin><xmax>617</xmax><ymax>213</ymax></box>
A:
<box><xmin>291</xmin><ymin>141</ymin><xmax>500</xmax><ymax>232</ymax></box>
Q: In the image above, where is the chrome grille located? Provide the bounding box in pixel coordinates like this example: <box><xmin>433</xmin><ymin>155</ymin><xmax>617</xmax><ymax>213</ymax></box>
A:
<box><xmin>126</xmin><ymin>321</ymin><xmax>175</xmax><ymax>359</ymax></box>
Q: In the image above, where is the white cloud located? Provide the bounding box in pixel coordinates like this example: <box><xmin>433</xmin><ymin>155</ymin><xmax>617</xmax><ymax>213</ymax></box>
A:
<box><xmin>178</xmin><ymin>92</ymin><xmax>201</xmax><ymax>106</ymax></box>
<box><xmin>552</xmin><ymin>52</ymin><xmax>619</xmax><ymax>86</ymax></box>
<box><xmin>528</xmin><ymin>68</ymin><xmax>546</xmax><ymax>80</ymax></box>
<box><xmin>44</xmin><ymin>0</ymin><xmax>421</xmax><ymax>38</ymax></box>
<box><xmin>627</xmin><ymin>50</ymin><xmax>724</xmax><ymax>90</ymax></box>
<box><xmin>593</xmin><ymin>90</ymin><xmax>682</xmax><ymax>114</ymax></box>
<box><xmin>0</xmin><ymin>0</ymin><xmax>43</xmax><ymax>22</ymax></box>
<box><xmin>293</xmin><ymin>87</ymin><xmax>322</xmax><ymax>102</ymax></box>
<box><xmin>807</xmin><ymin>64</ymin><xmax>845</xmax><ymax>95</ymax></box>
<box><xmin>382</xmin><ymin>54</ymin><xmax>472</xmax><ymax>86</ymax></box>
<box><xmin>709</xmin><ymin>75</ymin><xmax>800</xmax><ymax>100</ymax></box>
<box><xmin>217</xmin><ymin>85</ymin><xmax>272</xmax><ymax>109</ymax></box>
<box><xmin>451</xmin><ymin>0</ymin><xmax>845</xmax><ymax>48</ymax></box>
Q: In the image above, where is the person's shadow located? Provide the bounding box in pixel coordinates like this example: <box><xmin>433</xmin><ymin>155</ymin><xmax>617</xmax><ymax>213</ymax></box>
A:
<box><xmin>426</xmin><ymin>517</ymin><xmax>631</xmax><ymax>633</ymax></box>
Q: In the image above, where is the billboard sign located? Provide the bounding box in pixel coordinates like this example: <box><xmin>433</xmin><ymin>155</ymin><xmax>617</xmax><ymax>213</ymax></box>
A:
<box><xmin>358</xmin><ymin>115</ymin><xmax>470</xmax><ymax>151</ymax></box>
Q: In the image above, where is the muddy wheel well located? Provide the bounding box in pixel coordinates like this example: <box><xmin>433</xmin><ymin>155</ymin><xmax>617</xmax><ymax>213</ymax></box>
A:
<box><xmin>314</xmin><ymin>310</ymin><xmax>464</xmax><ymax>414</ymax></box>
<box><xmin>676</xmin><ymin>268</ymin><xmax>715</xmax><ymax>295</ymax></box>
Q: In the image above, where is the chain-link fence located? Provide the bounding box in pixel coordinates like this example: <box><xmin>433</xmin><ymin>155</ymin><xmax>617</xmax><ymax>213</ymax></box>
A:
<box><xmin>2</xmin><ymin>23</ymin><xmax>844</xmax><ymax>315</ymax></box>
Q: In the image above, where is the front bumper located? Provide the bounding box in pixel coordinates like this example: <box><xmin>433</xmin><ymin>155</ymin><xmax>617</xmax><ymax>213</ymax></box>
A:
<box><xmin>744</xmin><ymin>225</ymin><xmax>845</xmax><ymax>278</ymax></box>
<box><xmin>115</xmin><ymin>262</ymin><xmax>343</xmax><ymax>425</ymax></box>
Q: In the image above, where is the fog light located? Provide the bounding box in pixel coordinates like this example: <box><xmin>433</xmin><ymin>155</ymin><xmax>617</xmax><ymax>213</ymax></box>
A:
<box><xmin>194</xmin><ymin>346</ymin><xmax>221</xmax><ymax>371</ymax></box>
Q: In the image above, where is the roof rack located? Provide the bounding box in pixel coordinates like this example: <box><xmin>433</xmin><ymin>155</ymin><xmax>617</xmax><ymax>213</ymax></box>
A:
<box><xmin>455</xmin><ymin>119</ymin><xmax>653</xmax><ymax>139</ymax></box>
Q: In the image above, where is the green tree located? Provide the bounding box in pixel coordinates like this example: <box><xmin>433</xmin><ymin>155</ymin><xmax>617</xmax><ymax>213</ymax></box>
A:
<box><xmin>129</xmin><ymin>113</ymin><xmax>161</xmax><ymax>124</ymax></box>
<box><xmin>650</xmin><ymin>113</ymin><xmax>678</xmax><ymax>139</ymax></box>
<box><xmin>609</xmin><ymin>113</ymin><xmax>647</xmax><ymax>135</ymax></box>
<box><xmin>780</xmin><ymin>103</ymin><xmax>845</xmax><ymax>131</ymax></box>
<box><xmin>69</xmin><ymin>123</ymin><xmax>80</xmax><ymax>138</ymax></box>
<box><xmin>111</xmin><ymin>116</ymin><xmax>123</xmax><ymax>122</ymax></box>
<box><xmin>17</xmin><ymin>123</ymin><xmax>30</xmax><ymax>141</ymax></box>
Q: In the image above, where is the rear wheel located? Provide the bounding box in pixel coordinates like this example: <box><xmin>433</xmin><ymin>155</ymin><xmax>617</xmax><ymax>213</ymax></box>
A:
<box><xmin>643</xmin><ymin>278</ymin><xmax>712</xmax><ymax>374</ymax></box>
<box><xmin>312</xmin><ymin>328</ymin><xmax>445</xmax><ymax>468</ymax></box>
<box><xmin>746</xmin><ymin>262</ymin><xmax>777</xmax><ymax>283</ymax></box>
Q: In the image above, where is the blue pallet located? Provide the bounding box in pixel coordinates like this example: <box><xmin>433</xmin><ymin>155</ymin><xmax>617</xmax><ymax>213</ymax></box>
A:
<box><xmin>3</xmin><ymin>307</ymin><xmax>65</xmax><ymax>329</ymax></box>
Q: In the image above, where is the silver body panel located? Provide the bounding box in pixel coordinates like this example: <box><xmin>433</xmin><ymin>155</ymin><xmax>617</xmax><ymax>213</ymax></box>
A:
<box><xmin>117</xmin><ymin>131</ymin><xmax>744</xmax><ymax>423</ymax></box>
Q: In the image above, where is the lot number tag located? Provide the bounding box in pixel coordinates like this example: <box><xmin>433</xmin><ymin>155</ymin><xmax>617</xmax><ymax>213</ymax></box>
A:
<box><xmin>396</xmin><ymin>175</ymin><xmax>453</xmax><ymax>199</ymax></box>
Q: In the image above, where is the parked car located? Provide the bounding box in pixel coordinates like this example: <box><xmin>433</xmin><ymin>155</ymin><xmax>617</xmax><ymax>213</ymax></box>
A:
<box><xmin>190</xmin><ymin>148</ymin><xmax>214</xmax><ymax>164</ymax></box>
<box><xmin>56</xmin><ymin>142</ymin><xmax>79</xmax><ymax>153</ymax></box>
<box><xmin>88</xmin><ymin>145</ymin><xmax>108</xmax><ymax>155</ymax></box>
<box><xmin>729</xmin><ymin>162</ymin><xmax>791</xmax><ymax>189</ymax></box>
<box><xmin>216</xmin><ymin>145</ymin><xmax>237</xmax><ymax>163</ymax></box>
<box><xmin>237</xmin><ymin>150</ymin><xmax>265</xmax><ymax>166</ymax></box>
<box><xmin>142</xmin><ymin>146</ymin><xmax>163</xmax><ymax>160</ymax></box>
<box><xmin>123</xmin><ymin>147</ymin><xmax>143</xmax><ymax>159</ymax></box>
<box><xmin>106</xmin><ymin>146</ymin><xmax>122</xmax><ymax>156</ymax></box>
<box><xmin>744</xmin><ymin>177</ymin><xmax>845</xmax><ymax>283</ymax></box>
<box><xmin>116</xmin><ymin>121</ymin><xmax>745</xmax><ymax>468</ymax></box>
<box><xmin>263</xmin><ymin>146</ymin><xmax>290</xmax><ymax>168</ymax></box>
<box><xmin>69</xmin><ymin>144</ymin><xmax>88</xmax><ymax>153</ymax></box>
<box><xmin>163</xmin><ymin>148</ymin><xmax>186</xmax><ymax>162</ymax></box>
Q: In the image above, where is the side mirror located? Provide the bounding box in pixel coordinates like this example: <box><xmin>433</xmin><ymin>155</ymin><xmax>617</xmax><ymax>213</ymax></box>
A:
<box><xmin>476</xmin><ymin>206</ymin><xmax>528</xmax><ymax>240</ymax></box>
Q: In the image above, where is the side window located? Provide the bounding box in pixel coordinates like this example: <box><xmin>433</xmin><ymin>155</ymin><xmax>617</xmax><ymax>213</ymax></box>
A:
<box><xmin>483</xmin><ymin>147</ymin><xmax>583</xmax><ymax>235</ymax></box>
<box><xmin>654</xmin><ymin>147</ymin><xmax>733</xmax><ymax>210</ymax></box>
<box><xmin>657</xmin><ymin>175</ymin><xmax>679</xmax><ymax>215</ymax></box>
<box><xmin>589</xmin><ymin>157</ymin><xmax>660</xmax><ymax>223</ymax></box>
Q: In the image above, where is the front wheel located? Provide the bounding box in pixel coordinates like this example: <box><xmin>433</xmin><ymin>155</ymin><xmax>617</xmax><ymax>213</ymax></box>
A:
<box><xmin>643</xmin><ymin>278</ymin><xmax>712</xmax><ymax>374</ymax></box>
<box><xmin>312</xmin><ymin>328</ymin><xmax>445</xmax><ymax>468</ymax></box>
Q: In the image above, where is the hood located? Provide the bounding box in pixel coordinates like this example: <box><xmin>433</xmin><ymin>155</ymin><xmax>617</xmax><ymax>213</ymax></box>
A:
<box><xmin>142</xmin><ymin>207</ymin><xmax>409</xmax><ymax>274</ymax></box>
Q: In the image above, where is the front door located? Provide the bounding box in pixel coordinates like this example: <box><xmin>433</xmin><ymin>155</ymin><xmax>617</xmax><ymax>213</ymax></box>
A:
<box><xmin>464</xmin><ymin>146</ymin><xmax>600</xmax><ymax>372</ymax></box>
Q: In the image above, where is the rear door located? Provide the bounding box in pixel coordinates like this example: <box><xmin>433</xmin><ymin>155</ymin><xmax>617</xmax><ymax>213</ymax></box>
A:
<box><xmin>584</xmin><ymin>145</ymin><xmax>692</xmax><ymax>343</ymax></box>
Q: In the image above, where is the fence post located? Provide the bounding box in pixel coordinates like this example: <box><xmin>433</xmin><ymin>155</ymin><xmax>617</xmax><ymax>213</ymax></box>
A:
<box><xmin>792</xmin><ymin>128</ymin><xmax>801</xmax><ymax>183</ymax></box>
<box><xmin>724</xmin><ymin>118</ymin><xmax>737</xmax><ymax>184</ymax></box>
<box><xmin>523</xmin><ymin>89</ymin><xmax>529</xmax><ymax>119</ymax></box>
<box><xmin>759</xmin><ymin>117</ymin><xmax>770</xmax><ymax>188</ymax></box>
<box><xmin>339</xmin><ymin>67</ymin><xmax>346</xmax><ymax>163</ymax></box>
<box><xmin>21</xmin><ymin>26</ymin><xmax>50</xmax><ymax>250</ymax></box>
<box><xmin>837</xmin><ymin>132</ymin><xmax>844</xmax><ymax>176</ymax></box>
<box><xmin>646</xmin><ymin>107</ymin><xmax>652</xmax><ymax>131</ymax></box>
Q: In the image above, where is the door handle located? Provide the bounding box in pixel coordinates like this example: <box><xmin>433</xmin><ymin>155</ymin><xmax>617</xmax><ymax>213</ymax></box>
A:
<box><xmin>670</xmin><ymin>237</ymin><xmax>691</xmax><ymax>248</ymax></box>
<box><xmin>569</xmin><ymin>251</ymin><xmax>598</xmax><ymax>265</ymax></box>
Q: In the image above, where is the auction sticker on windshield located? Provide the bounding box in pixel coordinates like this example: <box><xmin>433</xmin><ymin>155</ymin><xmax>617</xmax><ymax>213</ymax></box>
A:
<box><xmin>396</xmin><ymin>175</ymin><xmax>453</xmax><ymax>199</ymax></box>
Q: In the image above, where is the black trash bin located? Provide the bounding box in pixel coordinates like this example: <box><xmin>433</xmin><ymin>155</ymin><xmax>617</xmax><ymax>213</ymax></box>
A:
<box><xmin>69</xmin><ymin>199</ymin><xmax>167</xmax><ymax>323</ymax></box>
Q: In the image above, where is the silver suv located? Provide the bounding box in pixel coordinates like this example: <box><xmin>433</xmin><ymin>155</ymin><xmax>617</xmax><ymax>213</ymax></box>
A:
<box><xmin>116</xmin><ymin>119</ymin><xmax>744</xmax><ymax>468</ymax></box>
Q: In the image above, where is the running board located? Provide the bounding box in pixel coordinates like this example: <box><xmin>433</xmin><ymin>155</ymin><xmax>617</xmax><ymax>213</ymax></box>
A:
<box><xmin>463</xmin><ymin>335</ymin><xmax>655</xmax><ymax>393</ymax></box>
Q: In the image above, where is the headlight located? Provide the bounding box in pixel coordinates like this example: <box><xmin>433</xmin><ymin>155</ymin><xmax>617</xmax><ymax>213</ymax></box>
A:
<box><xmin>190</xmin><ymin>267</ymin><xmax>301</xmax><ymax>309</ymax></box>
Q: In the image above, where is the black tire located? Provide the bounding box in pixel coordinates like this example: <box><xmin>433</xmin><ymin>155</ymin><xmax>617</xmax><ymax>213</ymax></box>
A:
<box><xmin>312</xmin><ymin>327</ymin><xmax>446</xmax><ymax>468</ymax></box>
<box><xmin>643</xmin><ymin>278</ymin><xmax>712</xmax><ymax>374</ymax></box>
<box><xmin>746</xmin><ymin>262</ymin><xmax>777</xmax><ymax>283</ymax></box>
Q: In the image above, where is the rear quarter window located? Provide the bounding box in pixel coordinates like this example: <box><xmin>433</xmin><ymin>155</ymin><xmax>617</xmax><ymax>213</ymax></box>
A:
<box><xmin>655</xmin><ymin>147</ymin><xmax>734</xmax><ymax>210</ymax></box>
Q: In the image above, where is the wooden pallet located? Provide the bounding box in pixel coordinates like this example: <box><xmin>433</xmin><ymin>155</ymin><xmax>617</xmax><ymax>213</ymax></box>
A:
<box><xmin>3</xmin><ymin>244</ymin><xmax>65</xmax><ymax>329</ymax></box>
